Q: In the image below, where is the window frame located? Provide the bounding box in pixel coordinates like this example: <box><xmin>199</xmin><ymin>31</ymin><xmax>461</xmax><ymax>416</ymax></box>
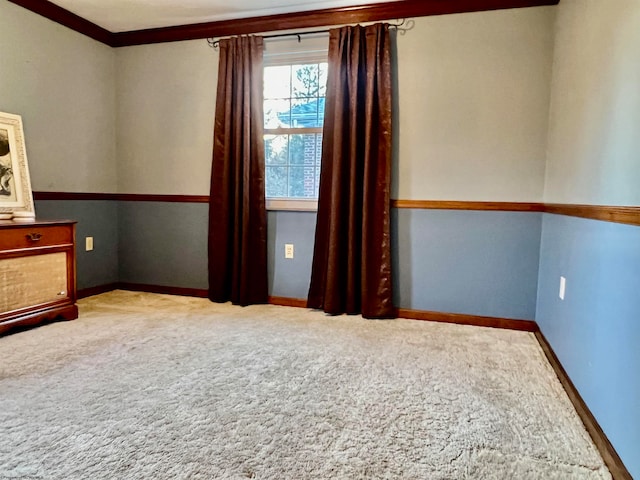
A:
<box><xmin>263</xmin><ymin>38</ymin><xmax>328</xmax><ymax>212</ymax></box>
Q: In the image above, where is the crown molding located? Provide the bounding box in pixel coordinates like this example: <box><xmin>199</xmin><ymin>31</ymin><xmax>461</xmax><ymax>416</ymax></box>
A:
<box><xmin>8</xmin><ymin>0</ymin><xmax>115</xmax><ymax>46</ymax></box>
<box><xmin>111</xmin><ymin>0</ymin><xmax>559</xmax><ymax>47</ymax></box>
<box><xmin>9</xmin><ymin>0</ymin><xmax>559</xmax><ymax>47</ymax></box>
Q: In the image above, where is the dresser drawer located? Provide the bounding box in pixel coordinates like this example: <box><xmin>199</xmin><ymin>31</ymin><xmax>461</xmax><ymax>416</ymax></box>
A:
<box><xmin>0</xmin><ymin>225</ymin><xmax>73</xmax><ymax>251</ymax></box>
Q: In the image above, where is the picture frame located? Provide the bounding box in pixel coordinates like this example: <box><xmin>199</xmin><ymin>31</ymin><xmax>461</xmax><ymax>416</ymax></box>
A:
<box><xmin>0</xmin><ymin>111</ymin><xmax>35</xmax><ymax>221</ymax></box>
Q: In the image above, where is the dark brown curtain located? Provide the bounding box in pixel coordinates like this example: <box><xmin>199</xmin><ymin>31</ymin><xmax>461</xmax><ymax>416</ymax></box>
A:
<box><xmin>307</xmin><ymin>23</ymin><xmax>394</xmax><ymax>319</ymax></box>
<box><xmin>208</xmin><ymin>36</ymin><xmax>268</xmax><ymax>306</ymax></box>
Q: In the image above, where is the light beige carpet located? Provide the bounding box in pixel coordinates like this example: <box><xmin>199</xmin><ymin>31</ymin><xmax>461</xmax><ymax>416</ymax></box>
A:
<box><xmin>0</xmin><ymin>291</ymin><xmax>609</xmax><ymax>479</ymax></box>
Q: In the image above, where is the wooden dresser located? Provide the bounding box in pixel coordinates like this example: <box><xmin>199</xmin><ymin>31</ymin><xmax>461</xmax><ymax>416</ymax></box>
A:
<box><xmin>0</xmin><ymin>220</ymin><xmax>78</xmax><ymax>335</ymax></box>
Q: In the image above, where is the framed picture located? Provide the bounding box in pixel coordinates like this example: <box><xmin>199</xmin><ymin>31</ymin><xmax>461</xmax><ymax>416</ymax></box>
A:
<box><xmin>0</xmin><ymin>112</ymin><xmax>35</xmax><ymax>221</ymax></box>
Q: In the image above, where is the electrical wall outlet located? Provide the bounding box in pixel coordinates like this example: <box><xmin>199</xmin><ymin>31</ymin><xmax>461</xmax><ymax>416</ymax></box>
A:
<box><xmin>85</xmin><ymin>236</ymin><xmax>94</xmax><ymax>251</ymax></box>
<box><xmin>285</xmin><ymin>243</ymin><xmax>294</xmax><ymax>259</ymax></box>
<box><xmin>559</xmin><ymin>276</ymin><xmax>566</xmax><ymax>300</ymax></box>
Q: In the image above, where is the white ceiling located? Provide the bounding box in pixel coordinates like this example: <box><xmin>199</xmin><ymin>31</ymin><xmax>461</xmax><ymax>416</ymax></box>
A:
<box><xmin>48</xmin><ymin>0</ymin><xmax>400</xmax><ymax>33</ymax></box>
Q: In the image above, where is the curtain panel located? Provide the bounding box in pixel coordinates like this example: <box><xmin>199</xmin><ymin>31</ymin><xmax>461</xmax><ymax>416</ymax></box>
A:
<box><xmin>208</xmin><ymin>36</ymin><xmax>268</xmax><ymax>306</ymax></box>
<box><xmin>307</xmin><ymin>23</ymin><xmax>394</xmax><ymax>319</ymax></box>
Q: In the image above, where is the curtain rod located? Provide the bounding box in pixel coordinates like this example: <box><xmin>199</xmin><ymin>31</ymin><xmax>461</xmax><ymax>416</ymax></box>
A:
<box><xmin>207</xmin><ymin>18</ymin><xmax>414</xmax><ymax>49</ymax></box>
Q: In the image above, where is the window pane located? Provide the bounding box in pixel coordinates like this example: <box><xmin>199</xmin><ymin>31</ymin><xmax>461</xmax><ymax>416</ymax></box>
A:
<box><xmin>266</xmin><ymin>166</ymin><xmax>288</xmax><ymax>197</ymax></box>
<box><xmin>288</xmin><ymin>134</ymin><xmax>306</xmax><ymax>165</ymax></box>
<box><xmin>319</xmin><ymin>63</ymin><xmax>328</xmax><ymax>96</ymax></box>
<box><xmin>290</xmin><ymin>97</ymin><xmax>320</xmax><ymax>128</ymax></box>
<box><xmin>288</xmin><ymin>167</ymin><xmax>315</xmax><ymax>198</ymax></box>
<box><xmin>305</xmin><ymin>166</ymin><xmax>318</xmax><ymax>198</ymax></box>
<box><xmin>288</xmin><ymin>166</ymin><xmax>304</xmax><ymax>197</ymax></box>
<box><xmin>315</xmin><ymin>134</ymin><xmax>323</xmax><ymax>165</ymax></box>
<box><xmin>289</xmin><ymin>133</ymin><xmax>320</xmax><ymax>166</ymax></box>
<box><xmin>264</xmin><ymin>65</ymin><xmax>291</xmax><ymax>99</ymax></box>
<box><xmin>317</xmin><ymin>97</ymin><xmax>325</xmax><ymax>127</ymax></box>
<box><xmin>292</xmin><ymin>64</ymin><xmax>320</xmax><ymax>98</ymax></box>
<box><xmin>264</xmin><ymin>135</ymin><xmax>288</xmax><ymax>165</ymax></box>
<box><xmin>264</xmin><ymin>99</ymin><xmax>291</xmax><ymax>128</ymax></box>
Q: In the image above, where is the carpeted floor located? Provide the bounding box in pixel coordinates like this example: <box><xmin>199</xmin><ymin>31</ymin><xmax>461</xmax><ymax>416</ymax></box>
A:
<box><xmin>0</xmin><ymin>291</ymin><xmax>610</xmax><ymax>479</ymax></box>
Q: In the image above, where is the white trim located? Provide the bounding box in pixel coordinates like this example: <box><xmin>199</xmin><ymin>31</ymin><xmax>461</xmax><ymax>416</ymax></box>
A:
<box><xmin>266</xmin><ymin>198</ymin><xmax>318</xmax><ymax>211</ymax></box>
<box><xmin>263</xmin><ymin>35</ymin><xmax>328</xmax><ymax>66</ymax></box>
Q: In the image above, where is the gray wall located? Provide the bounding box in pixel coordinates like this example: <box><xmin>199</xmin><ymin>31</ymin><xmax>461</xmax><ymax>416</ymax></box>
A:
<box><xmin>0</xmin><ymin>1</ymin><xmax>117</xmax><ymax>194</ymax></box>
<box><xmin>114</xmin><ymin>7</ymin><xmax>555</xmax><ymax>201</ymax></box>
<box><xmin>543</xmin><ymin>0</ymin><xmax>640</xmax><ymax>205</ymax></box>
<box><xmin>395</xmin><ymin>7</ymin><xmax>554</xmax><ymax>202</ymax></box>
<box><xmin>115</xmin><ymin>40</ymin><xmax>216</xmax><ymax>195</ymax></box>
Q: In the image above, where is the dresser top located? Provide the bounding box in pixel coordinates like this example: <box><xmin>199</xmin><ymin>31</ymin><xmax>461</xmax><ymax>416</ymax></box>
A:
<box><xmin>0</xmin><ymin>219</ymin><xmax>76</xmax><ymax>229</ymax></box>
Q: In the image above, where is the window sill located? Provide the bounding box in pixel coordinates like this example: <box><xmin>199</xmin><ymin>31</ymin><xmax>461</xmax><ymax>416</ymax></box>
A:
<box><xmin>266</xmin><ymin>198</ymin><xmax>318</xmax><ymax>212</ymax></box>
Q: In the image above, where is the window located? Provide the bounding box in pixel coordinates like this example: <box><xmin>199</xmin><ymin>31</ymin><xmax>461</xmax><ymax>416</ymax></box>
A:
<box><xmin>263</xmin><ymin>39</ymin><xmax>328</xmax><ymax>210</ymax></box>
<box><xmin>264</xmin><ymin>63</ymin><xmax>327</xmax><ymax>202</ymax></box>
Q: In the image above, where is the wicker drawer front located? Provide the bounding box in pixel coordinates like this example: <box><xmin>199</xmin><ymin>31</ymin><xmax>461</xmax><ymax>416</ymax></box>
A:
<box><xmin>0</xmin><ymin>252</ymin><xmax>69</xmax><ymax>312</ymax></box>
<box><xmin>0</xmin><ymin>225</ymin><xmax>73</xmax><ymax>251</ymax></box>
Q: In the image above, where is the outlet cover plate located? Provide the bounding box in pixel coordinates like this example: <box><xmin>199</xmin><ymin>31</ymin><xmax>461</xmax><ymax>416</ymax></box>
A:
<box><xmin>285</xmin><ymin>244</ymin><xmax>294</xmax><ymax>259</ymax></box>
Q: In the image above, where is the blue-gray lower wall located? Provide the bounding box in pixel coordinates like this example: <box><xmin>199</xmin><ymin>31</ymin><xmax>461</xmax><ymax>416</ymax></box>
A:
<box><xmin>270</xmin><ymin>209</ymin><xmax>542</xmax><ymax>322</ymax></box>
<box><xmin>35</xmin><ymin>200</ymin><xmax>119</xmax><ymax>290</ymax></box>
<box><xmin>118</xmin><ymin>201</ymin><xmax>209</xmax><ymax>289</ymax></box>
<box><xmin>33</xmin><ymin>201</ymin><xmax>542</xmax><ymax>322</ymax></box>
<box><xmin>268</xmin><ymin>211</ymin><xmax>316</xmax><ymax>299</ymax></box>
<box><xmin>394</xmin><ymin>209</ymin><xmax>541</xmax><ymax>320</ymax></box>
<box><xmin>115</xmin><ymin>205</ymin><xmax>319</xmax><ymax>297</ymax></box>
<box><xmin>536</xmin><ymin>214</ymin><xmax>640</xmax><ymax>478</ymax></box>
